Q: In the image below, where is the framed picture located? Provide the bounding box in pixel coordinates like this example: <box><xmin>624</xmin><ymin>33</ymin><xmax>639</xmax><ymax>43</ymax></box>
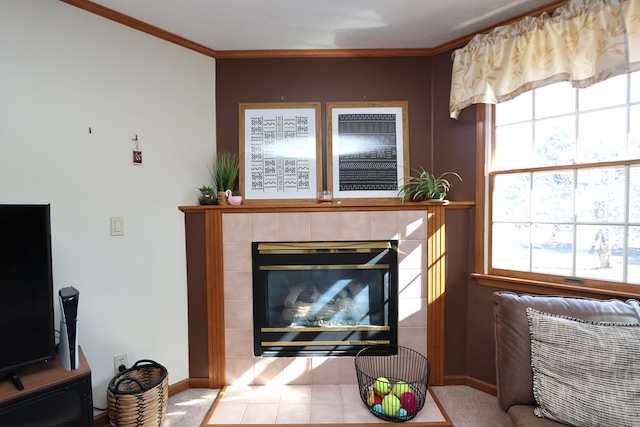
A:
<box><xmin>239</xmin><ymin>102</ymin><xmax>322</xmax><ymax>201</ymax></box>
<box><xmin>326</xmin><ymin>101</ymin><xmax>409</xmax><ymax>199</ymax></box>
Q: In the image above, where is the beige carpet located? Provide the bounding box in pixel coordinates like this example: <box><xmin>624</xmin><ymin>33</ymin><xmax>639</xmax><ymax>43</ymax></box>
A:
<box><xmin>431</xmin><ymin>385</ymin><xmax>513</xmax><ymax>427</ymax></box>
<box><xmin>161</xmin><ymin>388</ymin><xmax>219</xmax><ymax>426</ymax></box>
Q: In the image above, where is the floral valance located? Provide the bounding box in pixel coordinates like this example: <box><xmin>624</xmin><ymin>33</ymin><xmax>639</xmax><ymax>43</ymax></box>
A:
<box><xmin>449</xmin><ymin>0</ymin><xmax>640</xmax><ymax>119</ymax></box>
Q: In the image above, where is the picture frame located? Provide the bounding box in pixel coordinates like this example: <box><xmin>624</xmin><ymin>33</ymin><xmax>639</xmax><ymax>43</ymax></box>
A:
<box><xmin>239</xmin><ymin>102</ymin><xmax>322</xmax><ymax>201</ymax></box>
<box><xmin>326</xmin><ymin>101</ymin><xmax>409</xmax><ymax>199</ymax></box>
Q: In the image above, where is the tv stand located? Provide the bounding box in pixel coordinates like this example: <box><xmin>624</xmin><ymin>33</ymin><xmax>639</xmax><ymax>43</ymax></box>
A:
<box><xmin>0</xmin><ymin>347</ymin><xmax>93</xmax><ymax>426</ymax></box>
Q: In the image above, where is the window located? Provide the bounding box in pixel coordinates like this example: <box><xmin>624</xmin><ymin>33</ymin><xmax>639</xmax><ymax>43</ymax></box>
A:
<box><xmin>486</xmin><ymin>70</ymin><xmax>640</xmax><ymax>292</ymax></box>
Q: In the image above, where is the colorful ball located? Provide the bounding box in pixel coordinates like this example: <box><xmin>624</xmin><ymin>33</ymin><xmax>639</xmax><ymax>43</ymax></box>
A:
<box><xmin>374</xmin><ymin>377</ymin><xmax>391</xmax><ymax>395</ymax></box>
<box><xmin>400</xmin><ymin>391</ymin><xmax>419</xmax><ymax>413</ymax></box>
<box><xmin>393</xmin><ymin>381</ymin><xmax>410</xmax><ymax>396</ymax></box>
<box><xmin>397</xmin><ymin>408</ymin><xmax>408</xmax><ymax>419</ymax></box>
<box><xmin>382</xmin><ymin>394</ymin><xmax>401</xmax><ymax>416</ymax></box>
<box><xmin>373</xmin><ymin>403</ymin><xmax>384</xmax><ymax>414</ymax></box>
<box><xmin>374</xmin><ymin>395</ymin><xmax>382</xmax><ymax>405</ymax></box>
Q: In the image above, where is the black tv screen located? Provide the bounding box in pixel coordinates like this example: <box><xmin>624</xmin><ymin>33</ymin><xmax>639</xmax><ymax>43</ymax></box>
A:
<box><xmin>0</xmin><ymin>204</ymin><xmax>56</xmax><ymax>389</ymax></box>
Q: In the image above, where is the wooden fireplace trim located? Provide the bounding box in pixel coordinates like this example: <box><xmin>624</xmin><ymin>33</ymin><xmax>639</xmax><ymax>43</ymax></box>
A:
<box><xmin>180</xmin><ymin>200</ymin><xmax>473</xmax><ymax>388</ymax></box>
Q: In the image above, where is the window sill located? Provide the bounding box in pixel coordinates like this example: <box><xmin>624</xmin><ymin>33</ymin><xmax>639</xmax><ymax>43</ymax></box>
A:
<box><xmin>472</xmin><ymin>273</ymin><xmax>640</xmax><ymax>300</ymax></box>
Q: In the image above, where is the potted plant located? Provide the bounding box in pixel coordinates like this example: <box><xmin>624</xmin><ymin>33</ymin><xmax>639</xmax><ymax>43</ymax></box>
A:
<box><xmin>398</xmin><ymin>167</ymin><xmax>462</xmax><ymax>202</ymax></box>
<box><xmin>197</xmin><ymin>185</ymin><xmax>216</xmax><ymax>205</ymax></box>
<box><xmin>209</xmin><ymin>151</ymin><xmax>240</xmax><ymax>205</ymax></box>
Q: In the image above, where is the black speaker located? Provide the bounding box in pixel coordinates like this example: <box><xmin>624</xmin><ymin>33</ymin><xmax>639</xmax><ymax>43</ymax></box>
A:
<box><xmin>58</xmin><ymin>287</ymin><xmax>79</xmax><ymax>371</ymax></box>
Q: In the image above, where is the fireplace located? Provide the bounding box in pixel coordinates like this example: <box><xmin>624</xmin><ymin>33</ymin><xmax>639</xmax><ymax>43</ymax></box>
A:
<box><xmin>252</xmin><ymin>240</ymin><xmax>398</xmax><ymax>357</ymax></box>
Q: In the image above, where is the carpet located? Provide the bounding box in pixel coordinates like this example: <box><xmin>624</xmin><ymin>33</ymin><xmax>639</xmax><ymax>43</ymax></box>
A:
<box><xmin>431</xmin><ymin>385</ymin><xmax>513</xmax><ymax>427</ymax></box>
<box><xmin>161</xmin><ymin>388</ymin><xmax>219</xmax><ymax>427</ymax></box>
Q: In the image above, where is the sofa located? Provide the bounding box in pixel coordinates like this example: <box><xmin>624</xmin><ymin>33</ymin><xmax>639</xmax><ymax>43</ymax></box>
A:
<box><xmin>493</xmin><ymin>291</ymin><xmax>640</xmax><ymax>426</ymax></box>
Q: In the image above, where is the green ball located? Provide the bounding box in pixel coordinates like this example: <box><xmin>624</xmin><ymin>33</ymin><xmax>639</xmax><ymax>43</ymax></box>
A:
<box><xmin>374</xmin><ymin>377</ymin><xmax>391</xmax><ymax>395</ymax></box>
<box><xmin>393</xmin><ymin>381</ymin><xmax>410</xmax><ymax>396</ymax></box>
<box><xmin>382</xmin><ymin>394</ymin><xmax>401</xmax><ymax>416</ymax></box>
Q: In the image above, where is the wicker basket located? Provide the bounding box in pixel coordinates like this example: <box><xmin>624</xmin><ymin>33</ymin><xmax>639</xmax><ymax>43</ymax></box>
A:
<box><xmin>354</xmin><ymin>345</ymin><xmax>430</xmax><ymax>422</ymax></box>
<box><xmin>107</xmin><ymin>359</ymin><xmax>168</xmax><ymax>427</ymax></box>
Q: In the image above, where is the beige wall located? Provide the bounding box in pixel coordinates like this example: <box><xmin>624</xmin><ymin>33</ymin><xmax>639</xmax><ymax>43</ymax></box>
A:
<box><xmin>0</xmin><ymin>0</ymin><xmax>216</xmax><ymax>408</ymax></box>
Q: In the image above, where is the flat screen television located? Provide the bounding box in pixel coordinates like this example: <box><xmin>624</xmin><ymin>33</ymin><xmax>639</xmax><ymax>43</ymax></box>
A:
<box><xmin>0</xmin><ymin>204</ymin><xmax>56</xmax><ymax>390</ymax></box>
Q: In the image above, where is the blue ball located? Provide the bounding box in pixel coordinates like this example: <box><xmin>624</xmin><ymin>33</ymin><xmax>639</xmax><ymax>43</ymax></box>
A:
<box><xmin>373</xmin><ymin>404</ymin><xmax>384</xmax><ymax>414</ymax></box>
<box><xmin>397</xmin><ymin>408</ymin><xmax>408</xmax><ymax>419</ymax></box>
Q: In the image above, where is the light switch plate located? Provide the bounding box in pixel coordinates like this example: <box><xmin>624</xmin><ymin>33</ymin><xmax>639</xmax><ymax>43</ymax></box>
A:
<box><xmin>110</xmin><ymin>217</ymin><xmax>124</xmax><ymax>236</ymax></box>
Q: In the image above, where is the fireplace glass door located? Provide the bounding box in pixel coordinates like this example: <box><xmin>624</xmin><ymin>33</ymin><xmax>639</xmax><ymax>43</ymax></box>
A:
<box><xmin>252</xmin><ymin>241</ymin><xmax>398</xmax><ymax>357</ymax></box>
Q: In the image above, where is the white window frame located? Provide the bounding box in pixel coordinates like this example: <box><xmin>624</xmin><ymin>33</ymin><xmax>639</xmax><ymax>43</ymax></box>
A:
<box><xmin>474</xmin><ymin>72</ymin><xmax>640</xmax><ymax>298</ymax></box>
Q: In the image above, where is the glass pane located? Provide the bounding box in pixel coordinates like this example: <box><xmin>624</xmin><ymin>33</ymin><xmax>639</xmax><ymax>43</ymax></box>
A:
<box><xmin>532</xmin><ymin>171</ymin><xmax>574</xmax><ymax>222</ymax></box>
<box><xmin>496</xmin><ymin>91</ymin><xmax>532</xmax><ymax>126</ymax></box>
<box><xmin>631</xmin><ymin>104</ymin><xmax>640</xmax><ymax>159</ymax></box>
<box><xmin>577</xmin><ymin>107</ymin><xmax>626</xmax><ymax>162</ymax></box>
<box><xmin>575</xmin><ymin>167</ymin><xmax>626</xmax><ymax>223</ymax></box>
<box><xmin>629</xmin><ymin>226</ymin><xmax>640</xmax><ymax>285</ymax></box>
<box><xmin>493</xmin><ymin>173</ymin><xmax>531</xmax><ymax>221</ymax></box>
<box><xmin>575</xmin><ymin>225</ymin><xmax>624</xmax><ymax>282</ymax></box>
<box><xmin>531</xmin><ymin>224</ymin><xmax>574</xmax><ymax>275</ymax></box>
<box><xmin>535</xmin><ymin>82</ymin><xmax>576</xmax><ymax>118</ymax></box>
<box><xmin>579</xmin><ymin>74</ymin><xmax>627</xmax><ymax>111</ymax></box>
<box><xmin>534</xmin><ymin>116</ymin><xmax>575</xmax><ymax>166</ymax></box>
<box><xmin>631</xmin><ymin>71</ymin><xmax>640</xmax><ymax>103</ymax></box>
<box><xmin>492</xmin><ymin>223</ymin><xmax>531</xmax><ymax>271</ymax></box>
<box><xmin>631</xmin><ymin>166</ymin><xmax>640</xmax><ymax>223</ymax></box>
<box><xmin>495</xmin><ymin>122</ymin><xmax>533</xmax><ymax>170</ymax></box>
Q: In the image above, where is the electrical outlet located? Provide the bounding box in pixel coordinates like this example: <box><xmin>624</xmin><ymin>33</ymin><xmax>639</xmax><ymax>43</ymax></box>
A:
<box><xmin>114</xmin><ymin>353</ymin><xmax>128</xmax><ymax>373</ymax></box>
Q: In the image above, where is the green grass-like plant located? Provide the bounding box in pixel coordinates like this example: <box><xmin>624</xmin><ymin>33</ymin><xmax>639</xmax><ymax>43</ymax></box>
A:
<box><xmin>210</xmin><ymin>152</ymin><xmax>240</xmax><ymax>193</ymax></box>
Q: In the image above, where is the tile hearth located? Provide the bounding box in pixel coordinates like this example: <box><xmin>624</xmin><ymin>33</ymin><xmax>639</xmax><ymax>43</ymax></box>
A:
<box><xmin>205</xmin><ymin>384</ymin><xmax>451</xmax><ymax>426</ymax></box>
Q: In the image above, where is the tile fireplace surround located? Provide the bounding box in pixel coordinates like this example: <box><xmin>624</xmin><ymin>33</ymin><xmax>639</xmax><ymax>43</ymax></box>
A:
<box><xmin>180</xmin><ymin>201</ymin><xmax>457</xmax><ymax>389</ymax></box>
<box><xmin>222</xmin><ymin>209</ymin><xmax>427</xmax><ymax>386</ymax></box>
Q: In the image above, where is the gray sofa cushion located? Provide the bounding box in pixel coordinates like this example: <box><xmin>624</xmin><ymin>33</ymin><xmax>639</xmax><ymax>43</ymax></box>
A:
<box><xmin>527</xmin><ymin>308</ymin><xmax>640</xmax><ymax>426</ymax></box>
<box><xmin>493</xmin><ymin>291</ymin><xmax>640</xmax><ymax>418</ymax></box>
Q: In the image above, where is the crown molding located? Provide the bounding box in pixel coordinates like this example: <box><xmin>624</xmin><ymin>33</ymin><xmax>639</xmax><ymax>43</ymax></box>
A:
<box><xmin>60</xmin><ymin>0</ymin><xmax>568</xmax><ymax>59</ymax></box>
<box><xmin>60</xmin><ymin>0</ymin><xmax>218</xmax><ymax>58</ymax></box>
<box><xmin>214</xmin><ymin>48</ymin><xmax>434</xmax><ymax>59</ymax></box>
<box><xmin>431</xmin><ymin>0</ymin><xmax>567</xmax><ymax>55</ymax></box>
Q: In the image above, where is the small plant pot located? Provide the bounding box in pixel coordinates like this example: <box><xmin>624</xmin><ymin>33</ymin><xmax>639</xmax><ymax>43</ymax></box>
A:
<box><xmin>225</xmin><ymin>190</ymin><xmax>243</xmax><ymax>205</ymax></box>
<box><xmin>199</xmin><ymin>194</ymin><xmax>217</xmax><ymax>205</ymax></box>
<box><xmin>430</xmin><ymin>192</ymin><xmax>445</xmax><ymax>201</ymax></box>
<box><xmin>217</xmin><ymin>191</ymin><xmax>229</xmax><ymax>205</ymax></box>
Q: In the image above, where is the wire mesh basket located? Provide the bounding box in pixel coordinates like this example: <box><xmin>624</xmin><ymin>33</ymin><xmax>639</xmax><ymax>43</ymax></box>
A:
<box><xmin>354</xmin><ymin>345</ymin><xmax>430</xmax><ymax>422</ymax></box>
<box><xmin>107</xmin><ymin>359</ymin><xmax>168</xmax><ymax>427</ymax></box>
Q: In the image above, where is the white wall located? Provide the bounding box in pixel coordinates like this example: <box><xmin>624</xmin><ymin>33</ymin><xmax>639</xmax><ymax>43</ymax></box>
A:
<box><xmin>0</xmin><ymin>0</ymin><xmax>216</xmax><ymax>410</ymax></box>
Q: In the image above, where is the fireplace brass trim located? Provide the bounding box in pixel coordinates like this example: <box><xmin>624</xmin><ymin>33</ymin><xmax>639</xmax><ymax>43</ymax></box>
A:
<box><xmin>262</xmin><ymin>340</ymin><xmax>391</xmax><ymax>346</ymax></box>
<box><xmin>259</xmin><ymin>264</ymin><xmax>390</xmax><ymax>271</ymax></box>
<box><xmin>257</xmin><ymin>241</ymin><xmax>392</xmax><ymax>254</ymax></box>
<box><xmin>261</xmin><ymin>325</ymin><xmax>390</xmax><ymax>332</ymax></box>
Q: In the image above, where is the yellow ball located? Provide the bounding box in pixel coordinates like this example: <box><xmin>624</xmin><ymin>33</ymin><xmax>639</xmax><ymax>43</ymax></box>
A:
<box><xmin>393</xmin><ymin>381</ymin><xmax>410</xmax><ymax>396</ymax></box>
<box><xmin>374</xmin><ymin>377</ymin><xmax>391</xmax><ymax>395</ymax></box>
<box><xmin>382</xmin><ymin>394</ymin><xmax>401</xmax><ymax>416</ymax></box>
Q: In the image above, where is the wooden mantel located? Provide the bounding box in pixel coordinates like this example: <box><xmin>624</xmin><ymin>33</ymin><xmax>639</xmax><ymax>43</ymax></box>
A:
<box><xmin>179</xmin><ymin>200</ymin><xmax>474</xmax><ymax>389</ymax></box>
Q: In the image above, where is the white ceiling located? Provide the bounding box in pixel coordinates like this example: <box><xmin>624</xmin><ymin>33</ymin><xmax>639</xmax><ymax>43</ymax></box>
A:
<box><xmin>88</xmin><ymin>0</ymin><xmax>558</xmax><ymax>51</ymax></box>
